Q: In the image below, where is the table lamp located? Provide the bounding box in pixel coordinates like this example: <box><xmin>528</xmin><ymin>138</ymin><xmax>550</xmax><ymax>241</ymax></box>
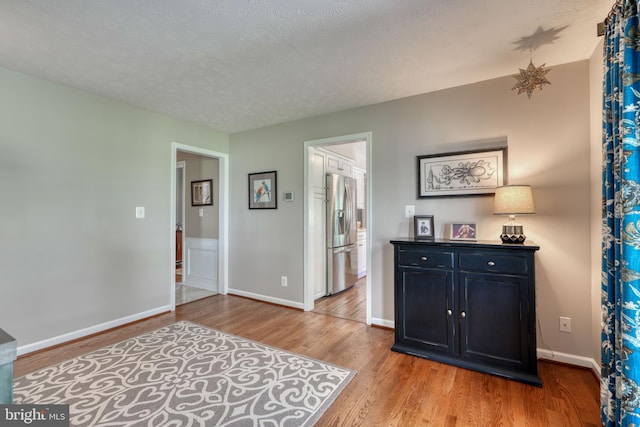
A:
<box><xmin>493</xmin><ymin>185</ymin><xmax>535</xmax><ymax>243</ymax></box>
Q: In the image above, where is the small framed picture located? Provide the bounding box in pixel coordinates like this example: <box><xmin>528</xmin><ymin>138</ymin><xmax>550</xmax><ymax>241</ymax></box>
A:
<box><xmin>450</xmin><ymin>222</ymin><xmax>477</xmax><ymax>241</ymax></box>
<box><xmin>248</xmin><ymin>171</ymin><xmax>277</xmax><ymax>209</ymax></box>
<box><xmin>191</xmin><ymin>179</ymin><xmax>213</xmax><ymax>206</ymax></box>
<box><xmin>414</xmin><ymin>215</ymin><xmax>435</xmax><ymax>240</ymax></box>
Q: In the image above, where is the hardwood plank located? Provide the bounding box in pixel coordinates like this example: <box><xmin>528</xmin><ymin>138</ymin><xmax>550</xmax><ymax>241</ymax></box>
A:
<box><xmin>313</xmin><ymin>277</ymin><xmax>366</xmax><ymax>323</ymax></box>
<box><xmin>13</xmin><ymin>295</ymin><xmax>600</xmax><ymax>426</ymax></box>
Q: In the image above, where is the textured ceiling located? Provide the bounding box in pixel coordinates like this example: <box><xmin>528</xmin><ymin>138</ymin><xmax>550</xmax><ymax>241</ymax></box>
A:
<box><xmin>0</xmin><ymin>0</ymin><xmax>612</xmax><ymax>133</ymax></box>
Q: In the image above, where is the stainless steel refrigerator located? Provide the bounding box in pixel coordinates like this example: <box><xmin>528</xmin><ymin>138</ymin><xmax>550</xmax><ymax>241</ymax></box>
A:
<box><xmin>326</xmin><ymin>173</ymin><xmax>359</xmax><ymax>295</ymax></box>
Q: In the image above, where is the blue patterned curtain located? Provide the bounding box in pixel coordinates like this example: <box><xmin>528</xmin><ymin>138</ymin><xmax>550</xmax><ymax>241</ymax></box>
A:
<box><xmin>602</xmin><ymin>1</ymin><xmax>640</xmax><ymax>425</ymax></box>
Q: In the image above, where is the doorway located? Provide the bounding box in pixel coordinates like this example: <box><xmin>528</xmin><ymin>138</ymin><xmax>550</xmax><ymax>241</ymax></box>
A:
<box><xmin>303</xmin><ymin>132</ymin><xmax>372</xmax><ymax>325</ymax></box>
<box><xmin>176</xmin><ymin>161</ymin><xmax>185</xmax><ymax>284</ymax></box>
<box><xmin>171</xmin><ymin>143</ymin><xmax>229</xmax><ymax>310</ymax></box>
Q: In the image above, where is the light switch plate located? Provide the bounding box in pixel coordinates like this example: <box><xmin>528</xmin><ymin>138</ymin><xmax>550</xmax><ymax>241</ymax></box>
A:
<box><xmin>199</xmin><ymin>208</ymin><xmax>204</xmax><ymax>217</ymax></box>
<box><xmin>405</xmin><ymin>205</ymin><xmax>415</xmax><ymax>218</ymax></box>
<box><xmin>135</xmin><ymin>207</ymin><xmax>145</xmax><ymax>219</ymax></box>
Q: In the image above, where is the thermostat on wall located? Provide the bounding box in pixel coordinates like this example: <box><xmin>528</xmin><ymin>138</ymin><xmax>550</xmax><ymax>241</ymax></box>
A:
<box><xmin>283</xmin><ymin>191</ymin><xmax>294</xmax><ymax>202</ymax></box>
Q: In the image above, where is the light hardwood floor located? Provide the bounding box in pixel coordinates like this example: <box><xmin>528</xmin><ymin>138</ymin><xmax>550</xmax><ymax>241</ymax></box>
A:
<box><xmin>313</xmin><ymin>276</ymin><xmax>366</xmax><ymax>323</ymax></box>
<box><xmin>175</xmin><ymin>284</ymin><xmax>217</xmax><ymax>305</ymax></box>
<box><xmin>14</xmin><ymin>295</ymin><xmax>600</xmax><ymax>426</ymax></box>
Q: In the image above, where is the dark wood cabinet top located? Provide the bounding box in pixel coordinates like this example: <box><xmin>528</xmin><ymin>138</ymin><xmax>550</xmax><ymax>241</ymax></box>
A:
<box><xmin>390</xmin><ymin>238</ymin><xmax>540</xmax><ymax>251</ymax></box>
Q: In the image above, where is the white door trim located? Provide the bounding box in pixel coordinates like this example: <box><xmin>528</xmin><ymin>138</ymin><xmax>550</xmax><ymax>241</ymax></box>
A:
<box><xmin>303</xmin><ymin>132</ymin><xmax>372</xmax><ymax>325</ymax></box>
<box><xmin>170</xmin><ymin>143</ymin><xmax>229</xmax><ymax>311</ymax></box>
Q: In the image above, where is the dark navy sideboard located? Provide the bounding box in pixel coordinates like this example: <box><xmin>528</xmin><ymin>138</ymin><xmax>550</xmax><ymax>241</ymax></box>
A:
<box><xmin>390</xmin><ymin>238</ymin><xmax>541</xmax><ymax>386</ymax></box>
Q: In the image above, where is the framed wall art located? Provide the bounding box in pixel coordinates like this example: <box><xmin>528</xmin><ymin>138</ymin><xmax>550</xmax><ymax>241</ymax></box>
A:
<box><xmin>249</xmin><ymin>171</ymin><xmax>277</xmax><ymax>209</ymax></box>
<box><xmin>417</xmin><ymin>147</ymin><xmax>507</xmax><ymax>198</ymax></box>
<box><xmin>450</xmin><ymin>222</ymin><xmax>477</xmax><ymax>241</ymax></box>
<box><xmin>414</xmin><ymin>215</ymin><xmax>435</xmax><ymax>240</ymax></box>
<box><xmin>191</xmin><ymin>179</ymin><xmax>213</xmax><ymax>206</ymax></box>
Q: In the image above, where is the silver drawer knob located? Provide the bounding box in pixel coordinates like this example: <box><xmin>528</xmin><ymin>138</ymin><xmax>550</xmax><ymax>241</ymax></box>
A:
<box><xmin>420</xmin><ymin>256</ymin><xmax>428</xmax><ymax>261</ymax></box>
<box><xmin>447</xmin><ymin>309</ymin><xmax>452</xmax><ymax>316</ymax></box>
<box><xmin>487</xmin><ymin>261</ymin><xmax>496</xmax><ymax>266</ymax></box>
<box><xmin>460</xmin><ymin>311</ymin><xmax>466</xmax><ymax>318</ymax></box>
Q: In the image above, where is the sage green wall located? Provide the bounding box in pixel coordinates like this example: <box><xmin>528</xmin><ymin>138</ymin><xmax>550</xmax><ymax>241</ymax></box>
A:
<box><xmin>0</xmin><ymin>66</ymin><xmax>228</xmax><ymax>349</ymax></box>
<box><xmin>229</xmin><ymin>60</ymin><xmax>594</xmax><ymax>361</ymax></box>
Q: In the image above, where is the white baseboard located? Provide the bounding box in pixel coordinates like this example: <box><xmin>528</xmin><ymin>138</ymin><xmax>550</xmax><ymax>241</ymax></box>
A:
<box><xmin>17</xmin><ymin>305</ymin><xmax>171</xmax><ymax>356</ymax></box>
<box><xmin>347</xmin><ymin>317</ymin><xmax>600</xmax><ymax>375</ymax></box>
<box><xmin>371</xmin><ymin>317</ymin><xmax>394</xmax><ymax>329</ymax></box>
<box><xmin>537</xmin><ymin>348</ymin><xmax>600</xmax><ymax>376</ymax></box>
<box><xmin>17</xmin><ymin>302</ymin><xmax>600</xmax><ymax>381</ymax></box>
<box><xmin>228</xmin><ymin>292</ymin><xmax>392</xmax><ymax>329</ymax></box>
<box><xmin>228</xmin><ymin>288</ymin><xmax>305</xmax><ymax>310</ymax></box>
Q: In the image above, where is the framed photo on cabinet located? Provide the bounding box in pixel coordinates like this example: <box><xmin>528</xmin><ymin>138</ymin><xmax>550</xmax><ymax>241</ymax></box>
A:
<box><xmin>450</xmin><ymin>222</ymin><xmax>477</xmax><ymax>241</ymax></box>
<box><xmin>414</xmin><ymin>215</ymin><xmax>435</xmax><ymax>240</ymax></box>
<box><xmin>249</xmin><ymin>171</ymin><xmax>277</xmax><ymax>209</ymax></box>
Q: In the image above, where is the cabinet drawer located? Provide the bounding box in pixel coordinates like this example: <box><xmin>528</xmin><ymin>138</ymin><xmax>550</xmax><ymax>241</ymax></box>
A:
<box><xmin>398</xmin><ymin>249</ymin><xmax>453</xmax><ymax>269</ymax></box>
<box><xmin>459</xmin><ymin>253</ymin><xmax>527</xmax><ymax>275</ymax></box>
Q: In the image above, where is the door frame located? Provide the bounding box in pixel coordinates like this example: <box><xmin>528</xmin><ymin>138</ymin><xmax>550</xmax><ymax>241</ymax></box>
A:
<box><xmin>303</xmin><ymin>132</ymin><xmax>372</xmax><ymax>325</ymax></box>
<box><xmin>170</xmin><ymin>143</ymin><xmax>229</xmax><ymax>310</ymax></box>
<box><xmin>176</xmin><ymin>160</ymin><xmax>186</xmax><ymax>285</ymax></box>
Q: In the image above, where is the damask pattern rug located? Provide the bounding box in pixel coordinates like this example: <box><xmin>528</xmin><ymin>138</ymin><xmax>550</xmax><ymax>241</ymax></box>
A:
<box><xmin>13</xmin><ymin>321</ymin><xmax>355</xmax><ymax>426</ymax></box>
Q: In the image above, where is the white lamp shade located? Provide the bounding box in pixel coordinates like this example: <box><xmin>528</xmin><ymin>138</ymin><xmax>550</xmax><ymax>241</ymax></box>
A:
<box><xmin>493</xmin><ymin>185</ymin><xmax>535</xmax><ymax>215</ymax></box>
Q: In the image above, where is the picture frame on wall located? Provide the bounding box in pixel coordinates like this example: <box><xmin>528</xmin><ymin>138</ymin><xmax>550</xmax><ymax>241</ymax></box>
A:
<box><xmin>248</xmin><ymin>171</ymin><xmax>277</xmax><ymax>209</ymax></box>
<box><xmin>417</xmin><ymin>147</ymin><xmax>507</xmax><ymax>198</ymax></box>
<box><xmin>414</xmin><ymin>215</ymin><xmax>435</xmax><ymax>240</ymax></box>
<box><xmin>450</xmin><ymin>222</ymin><xmax>477</xmax><ymax>241</ymax></box>
<box><xmin>191</xmin><ymin>179</ymin><xmax>213</xmax><ymax>206</ymax></box>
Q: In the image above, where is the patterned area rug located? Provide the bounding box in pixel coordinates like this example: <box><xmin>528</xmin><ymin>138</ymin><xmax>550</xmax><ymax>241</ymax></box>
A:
<box><xmin>13</xmin><ymin>321</ymin><xmax>355</xmax><ymax>426</ymax></box>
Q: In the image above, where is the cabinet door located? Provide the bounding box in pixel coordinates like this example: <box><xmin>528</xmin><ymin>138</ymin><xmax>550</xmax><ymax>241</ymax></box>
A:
<box><xmin>326</xmin><ymin>155</ymin><xmax>341</xmax><ymax>174</ymax></box>
<box><xmin>340</xmin><ymin>160</ymin><xmax>353</xmax><ymax>177</ymax></box>
<box><xmin>357</xmin><ymin>237</ymin><xmax>366</xmax><ymax>278</ymax></box>
<box><xmin>326</xmin><ymin>154</ymin><xmax>353</xmax><ymax>176</ymax></box>
<box><xmin>459</xmin><ymin>272</ymin><xmax>530</xmax><ymax>370</ymax></box>
<box><xmin>397</xmin><ymin>267</ymin><xmax>455</xmax><ymax>354</ymax></box>
<box><xmin>309</xmin><ymin>148</ymin><xmax>327</xmax><ymax>299</ymax></box>
<box><xmin>311</xmin><ymin>194</ymin><xmax>327</xmax><ymax>299</ymax></box>
<box><xmin>311</xmin><ymin>150</ymin><xmax>326</xmax><ymax>196</ymax></box>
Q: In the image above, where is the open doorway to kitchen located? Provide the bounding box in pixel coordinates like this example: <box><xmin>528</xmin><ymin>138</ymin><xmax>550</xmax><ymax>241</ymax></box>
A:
<box><xmin>303</xmin><ymin>132</ymin><xmax>371</xmax><ymax>324</ymax></box>
<box><xmin>171</xmin><ymin>143</ymin><xmax>229</xmax><ymax>310</ymax></box>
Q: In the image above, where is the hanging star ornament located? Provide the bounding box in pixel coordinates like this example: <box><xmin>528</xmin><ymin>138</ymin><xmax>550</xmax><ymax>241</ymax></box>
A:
<box><xmin>512</xmin><ymin>60</ymin><xmax>551</xmax><ymax>98</ymax></box>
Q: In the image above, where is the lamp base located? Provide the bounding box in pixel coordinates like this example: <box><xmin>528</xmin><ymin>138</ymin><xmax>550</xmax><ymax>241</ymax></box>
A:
<box><xmin>500</xmin><ymin>225</ymin><xmax>526</xmax><ymax>244</ymax></box>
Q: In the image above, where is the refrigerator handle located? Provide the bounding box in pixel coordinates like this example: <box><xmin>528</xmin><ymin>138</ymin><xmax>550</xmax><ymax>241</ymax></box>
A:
<box><xmin>345</xmin><ymin>181</ymin><xmax>353</xmax><ymax>238</ymax></box>
<box><xmin>350</xmin><ymin>184</ymin><xmax>354</xmax><ymax>233</ymax></box>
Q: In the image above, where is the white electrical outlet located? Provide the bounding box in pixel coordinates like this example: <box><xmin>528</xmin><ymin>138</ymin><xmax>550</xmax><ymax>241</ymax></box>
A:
<box><xmin>559</xmin><ymin>316</ymin><xmax>571</xmax><ymax>333</ymax></box>
<box><xmin>281</xmin><ymin>276</ymin><xmax>288</xmax><ymax>287</ymax></box>
<box><xmin>135</xmin><ymin>207</ymin><xmax>145</xmax><ymax>219</ymax></box>
<box><xmin>405</xmin><ymin>205</ymin><xmax>415</xmax><ymax>218</ymax></box>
